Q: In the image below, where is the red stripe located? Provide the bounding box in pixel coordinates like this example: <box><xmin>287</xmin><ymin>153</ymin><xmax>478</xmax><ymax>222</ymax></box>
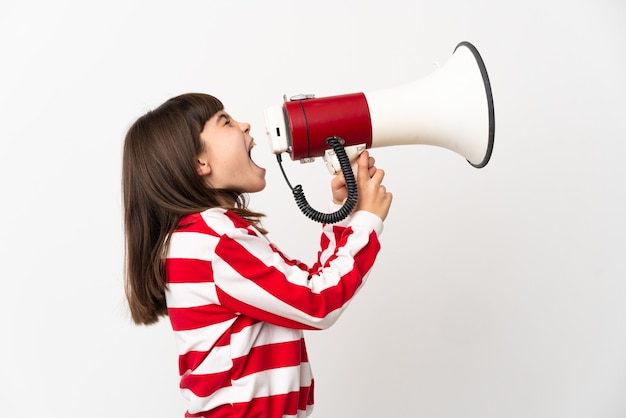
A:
<box><xmin>186</xmin><ymin>404</ymin><xmax>232</xmax><ymax>417</ymax></box>
<box><xmin>179</xmin><ymin>350</ymin><xmax>208</xmax><ymax>374</ymax></box>
<box><xmin>320</xmin><ymin>231</ymin><xmax>330</xmax><ymax>251</ymax></box>
<box><xmin>332</xmin><ymin>224</ymin><xmax>346</xmax><ymax>245</ymax></box>
<box><xmin>168</xmin><ymin>304</ymin><xmax>237</xmax><ymax>331</ymax></box>
<box><xmin>176</xmin><ymin>213</ymin><xmax>219</xmax><ymax>235</ymax></box>
<box><xmin>231</xmin><ymin>339</ymin><xmax>305</xmax><ymax>379</ymax></box>
<box><xmin>166</xmin><ymin>258</ymin><xmax>214</xmax><ymax>283</ymax></box>
<box><xmin>310</xmin><ymin>232</ymin><xmax>332</xmax><ymax>271</ymax></box>
<box><xmin>215</xmin><ymin>316</ymin><xmax>259</xmax><ymax>347</ymax></box>
<box><xmin>224</xmin><ymin>211</ymin><xmax>259</xmax><ymax>233</ymax></box>
<box><xmin>187</xmin><ymin>388</ymin><xmax>313</xmax><ymax>418</ymax></box>
<box><xmin>183</xmin><ymin>389</ymin><xmax>314</xmax><ymax>418</ymax></box>
<box><xmin>231</xmin><ymin>389</ymin><xmax>312</xmax><ymax>417</ymax></box>
<box><xmin>270</xmin><ymin>243</ymin><xmax>310</xmax><ymax>272</ymax></box>
<box><xmin>216</xmin><ymin>288</ymin><xmax>317</xmax><ymax>330</ymax></box>
<box><xmin>230</xmin><ymin>315</ymin><xmax>258</xmax><ymax>334</ymax></box>
<box><xmin>302</xmin><ymin>378</ymin><xmax>314</xmax><ymax>411</ymax></box>
<box><xmin>180</xmin><ymin>369</ymin><xmax>232</xmax><ymax>398</ymax></box>
<box><xmin>299</xmin><ymin>338</ymin><xmax>309</xmax><ymax>363</ymax></box>
<box><xmin>322</xmin><ymin>225</ymin><xmax>347</xmax><ymax>268</ymax></box>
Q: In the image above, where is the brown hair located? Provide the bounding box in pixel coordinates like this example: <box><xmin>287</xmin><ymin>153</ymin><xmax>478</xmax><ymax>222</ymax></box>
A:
<box><xmin>122</xmin><ymin>93</ymin><xmax>264</xmax><ymax>325</ymax></box>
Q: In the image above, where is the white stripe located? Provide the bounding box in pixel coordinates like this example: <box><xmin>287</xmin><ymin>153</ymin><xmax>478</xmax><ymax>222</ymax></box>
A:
<box><xmin>172</xmin><ymin>319</ymin><xmax>235</xmax><ymax>355</ymax></box>
<box><xmin>300</xmin><ymin>361</ymin><xmax>313</xmax><ymax>387</ymax></box>
<box><xmin>191</xmin><ymin>344</ymin><xmax>232</xmax><ymax>375</ymax></box>
<box><xmin>165</xmin><ymin>282</ymin><xmax>219</xmax><ymax>308</ymax></box>
<box><xmin>167</xmin><ymin>231</ymin><xmax>219</xmax><ymax>261</ymax></box>
<box><xmin>349</xmin><ymin>210</ymin><xmax>384</xmax><ymax>236</ymax></box>
<box><xmin>199</xmin><ymin>208</ymin><xmax>239</xmax><ymax>235</ymax></box>
<box><xmin>230</xmin><ymin>322</ymin><xmax>303</xmax><ymax>358</ymax></box>
<box><xmin>232</xmin><ymin>364</ymin><xmax>311</xmax><ymax>401</ymax></box>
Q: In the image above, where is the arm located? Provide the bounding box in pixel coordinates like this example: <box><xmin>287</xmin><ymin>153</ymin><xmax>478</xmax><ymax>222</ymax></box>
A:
<box><xmin>213</xmin><ymin>152</ymin><xmax>391</xmax><ymax>330</ymax></box>
<box><xmin>212</xmin><ymin>210</ymin><xmax>383</xmax><ymax>330</ymax></box>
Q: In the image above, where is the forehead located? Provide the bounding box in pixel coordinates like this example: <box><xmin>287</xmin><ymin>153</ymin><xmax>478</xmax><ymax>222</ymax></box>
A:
<box><xmin>200</xmin><ymin>111</ymin><xmax>230</xmax><ymax>137</ymax></box>
<box><xmin>202</xmin><ymin>111</ymin><xmax>227</xmax><ymax>130</ymax></box>
<box><xmin>210</xmin><ymin>110</ymin><xmax>230</xmax><ymax>123</ymax></box>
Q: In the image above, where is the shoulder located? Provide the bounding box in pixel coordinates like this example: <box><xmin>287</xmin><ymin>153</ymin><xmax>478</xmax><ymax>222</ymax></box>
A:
<box><xmin>176</xmin><ymin>208</ymin><xmax>257</xmax><ymax>237</ymax></box>
<box><xmin>168</xmin><ymin>209</ymin><xmax>238</xmax><ymax>260</ymax></box>
<box><xmin>169</xmin><ymin>208</ymin><xmax>269</xmax><ymax>262</ymax></box>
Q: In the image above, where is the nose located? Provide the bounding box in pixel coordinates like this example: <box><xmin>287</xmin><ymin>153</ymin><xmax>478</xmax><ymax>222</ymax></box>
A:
<box><xmin>239</xmin><ymin>121</ymin><xmax>251</xmax><ymax>133</ymax></box>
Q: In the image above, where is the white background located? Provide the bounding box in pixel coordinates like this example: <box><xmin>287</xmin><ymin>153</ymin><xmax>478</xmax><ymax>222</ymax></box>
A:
<box><xmin>1</xmin><ymin>1</ymin><xmax>625</xmax><ymax>417</ymax></box>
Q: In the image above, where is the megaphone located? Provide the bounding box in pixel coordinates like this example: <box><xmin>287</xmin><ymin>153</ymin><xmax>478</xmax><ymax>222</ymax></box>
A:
<box><xmin>264</xmin><ymin>41</ymin><xmax>495</xmax><ymax>223</ymax></box>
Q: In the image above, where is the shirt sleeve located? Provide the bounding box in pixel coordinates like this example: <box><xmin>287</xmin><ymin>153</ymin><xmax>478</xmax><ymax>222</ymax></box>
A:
<box><xmin>211</xmin><ymin>210</ymin><xmax>383</xmax><ymax>330</ymax></box>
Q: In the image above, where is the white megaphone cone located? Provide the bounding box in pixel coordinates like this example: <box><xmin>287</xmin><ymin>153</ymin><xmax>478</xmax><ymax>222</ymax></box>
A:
<box><xmin>264</xmin><ymin>41</ymin><xmax>495</xmax><ymax>223</ymax></box>
<box><xmin>366</xmin><ymin>41</ymin><xmax>495</xmax><ymax>168</ymax></box>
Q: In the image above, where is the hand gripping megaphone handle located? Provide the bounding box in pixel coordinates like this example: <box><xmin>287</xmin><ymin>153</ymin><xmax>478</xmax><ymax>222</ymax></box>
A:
<box><xmin>277</xmin><ymin>136</ymin><xmax>358</xmax><ymax>224</ymax></box>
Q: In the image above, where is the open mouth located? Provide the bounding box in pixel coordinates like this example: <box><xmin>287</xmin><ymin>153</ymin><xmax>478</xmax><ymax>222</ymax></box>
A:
<box><xmin>248</xmin><ymin>140</ymin><xmax>265</xmax><ymax>172</ymax></box>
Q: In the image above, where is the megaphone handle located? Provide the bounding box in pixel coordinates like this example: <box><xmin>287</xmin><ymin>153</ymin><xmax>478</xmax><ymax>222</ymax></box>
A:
<box><xmin>323</xmin><ymin>144</ymin><xmax>366</xmax><ymax>175</ymax></box>
<box><xmin>277</xmin><ymin>137</ymin><xmax>358</xmax><ymax>224</ymax></box>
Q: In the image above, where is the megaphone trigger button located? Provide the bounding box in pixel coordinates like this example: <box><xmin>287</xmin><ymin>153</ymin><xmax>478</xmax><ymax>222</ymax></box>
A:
<box><xmin>289</xmin><ymin>94</ymin><xmax>315</xmax><ymax>101</ymax></box>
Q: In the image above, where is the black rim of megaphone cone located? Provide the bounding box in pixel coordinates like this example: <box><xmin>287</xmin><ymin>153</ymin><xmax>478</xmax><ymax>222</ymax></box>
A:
<box><xmin>455</xmin><ymin>41</ymin><xmax>495</xmax><ymax>169</ymax></box>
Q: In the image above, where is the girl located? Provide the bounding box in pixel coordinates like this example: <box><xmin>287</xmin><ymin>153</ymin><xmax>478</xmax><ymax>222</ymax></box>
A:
<box><xmin>122</xmin><ymin>93</ymin><xmax>392</xmax><ymax>417</ymax></box>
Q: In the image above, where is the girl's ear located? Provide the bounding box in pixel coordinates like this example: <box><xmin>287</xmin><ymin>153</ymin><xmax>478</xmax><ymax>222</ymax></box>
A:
<box><xmin>196</xmin><ymin>158</ymin><xmax>211</xmax><ymax>176</ymax></box>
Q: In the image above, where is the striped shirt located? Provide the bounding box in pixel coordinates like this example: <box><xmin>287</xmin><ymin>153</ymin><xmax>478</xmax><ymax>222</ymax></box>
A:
<box><xmin>165</xmin><ymin>207</ymin><xmax>383</xmax><ymax>417</ymax></box>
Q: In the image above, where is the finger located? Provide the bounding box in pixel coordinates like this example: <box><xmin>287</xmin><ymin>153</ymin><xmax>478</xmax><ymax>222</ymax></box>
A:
<box><xmin>370</xmin><ymin>168</ymin><xmax>385</xmax><ymax>185</ymax></box>
<box><xmin>331</xmin><ymin>175</ymin><xmax>346</xmax><ymax>189</ymax></box>
<box><xmin>357</xmin><ymin>151</ymin><xmax>370</xmax><ymax>180</ymax></box>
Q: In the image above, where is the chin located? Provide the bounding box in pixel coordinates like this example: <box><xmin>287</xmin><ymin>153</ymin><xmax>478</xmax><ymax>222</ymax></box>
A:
<box><xmin>253</xmin><ymin>181</ymin><xmax>267</xmax><ymax>192</ymax></box>
<box><xmin>243</xmin><ymin>180</ymin><xmax>266</xmax><ymax>194</ymax></box>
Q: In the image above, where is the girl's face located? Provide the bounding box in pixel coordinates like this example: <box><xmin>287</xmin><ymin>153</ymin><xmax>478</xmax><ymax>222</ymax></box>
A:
<box><xmin>196</xmin><ymin>111</ymin><xmax>266</xmax><ymax>195</ymax></box>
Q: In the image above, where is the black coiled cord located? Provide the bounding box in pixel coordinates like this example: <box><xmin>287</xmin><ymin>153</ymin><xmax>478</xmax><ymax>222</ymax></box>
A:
<box><xmin>277</xmin><ymin>136</ymin><xmax>358</xmax><ymax>224</ymax></box>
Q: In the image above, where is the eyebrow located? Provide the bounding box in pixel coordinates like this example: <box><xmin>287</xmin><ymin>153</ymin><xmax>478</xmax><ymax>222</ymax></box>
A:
<box><xmin>216</xmin><ymin>112</ymin><xmax>230</xmax><ymax>123</ymax></box>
